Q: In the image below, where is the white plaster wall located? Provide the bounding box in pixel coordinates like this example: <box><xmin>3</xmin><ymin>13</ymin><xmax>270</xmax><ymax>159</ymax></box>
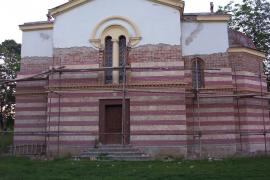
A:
<box><xmin>182</xmin><ymin>22</ymin><xmax>229</xmax><ymax>56</ymax></box>
<box><xmin>21</xmin><ymin>30</ymin><xmax>53</xmax><ymax>57</ymax></box>
<box><xmin>53</xmin><ymin>0</ymin><xmax>181</xmax><ymax>48</ymax></box>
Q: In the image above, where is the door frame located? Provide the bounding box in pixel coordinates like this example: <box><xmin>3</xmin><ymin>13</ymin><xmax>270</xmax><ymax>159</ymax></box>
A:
<box><xmin>99</xmin><ymin>99</ymin><xmax>130</xmax><ymax>145</ymax></box>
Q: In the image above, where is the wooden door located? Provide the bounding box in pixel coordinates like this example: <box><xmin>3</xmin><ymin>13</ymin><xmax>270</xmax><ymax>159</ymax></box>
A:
<box><xmin>99</xmin><ymin>99</ymin><xmax>130</xmax><ymax>145</ymax></box>
<box><xmin>105</xmin><ymin>105</ymin><xmax>122</xmax><ymax>144</ymax></box>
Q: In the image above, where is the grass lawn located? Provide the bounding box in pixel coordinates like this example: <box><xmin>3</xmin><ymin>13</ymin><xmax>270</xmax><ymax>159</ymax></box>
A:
<box><xmin>0</xmin><ymin>156</ymin><xmax>270</xmax><ymax>180</ymax></box>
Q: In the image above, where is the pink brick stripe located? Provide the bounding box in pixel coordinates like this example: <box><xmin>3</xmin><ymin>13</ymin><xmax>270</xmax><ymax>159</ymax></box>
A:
<box><xmin>48</xmin><ymin>121</ymin><xmax>98</xmax><ymax>126</ymax></box>
<box><xmin>131</xmin><ymin>76</ymin><xmax>184</xmax><ymax>81</ymax></box>
<box><xmin>131</xmin><ymin>120</ymin><xmax>186</xmax><ymax>126</ymax></box>
<box><xmin>48</xmin><ymin>111</ymin><xmax>98</xmax><ymax>117</ymax></box>
<box><xmin>49</xmin><ymin>102</ymin><xmax>98</xmax><ymax>107</ymax></box>
<box><xmin>131</xmin><ymin>110</ymin><xmax>186</xmax><ymax>116</ymax></box>
<box><xmin>16</xmin><ymin>107</ymin><xmax>47</xmax><ymax>111</ymax></box>
<box><xmin>131</xmin><ymin>100</ymin><xmax>184</xmax><ymax>106</ymax></box>
<box><xmin>49</xmin><ymin>78</ymin><xmax>97</xmax><ymax>84</ymax></box>
<box><xmin>16</xmin><ymin>115</ymin><xmax>47</xmax><ymax>120</ymax></box>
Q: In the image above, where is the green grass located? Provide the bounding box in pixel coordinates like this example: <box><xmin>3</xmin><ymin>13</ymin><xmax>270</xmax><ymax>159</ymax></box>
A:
<box><xmin>0</xmin><ymin>156</ymin><xmax>270</xmax><ymax>180</ymax></box>
<box><xmin>0</xmin><ymin>133</ymin><xmax>13</xmax><ymax>155</ymax></box>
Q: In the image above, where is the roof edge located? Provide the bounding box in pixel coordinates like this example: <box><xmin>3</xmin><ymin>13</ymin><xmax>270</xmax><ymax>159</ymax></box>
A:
<box><xmin>19</xmin><ymin>22</ymin><xmax>54</xmax><ymax>31</ymax></box>
<box><xmin>183</xmin><ymin>14</ymin><xmax>230</xmax><ymax>22</ymax></box>
<box><xmin>49</xmin><ymin>0</ymin><xmax>90</xmax><ymax>17</ymax></box>
<box><xmin>49</xmin><ymin>0</ymin><xmax>184</xmax><ymax>17</ymax></box>
<box><xmin>228</xmin><ymin>47</ymin><xmax>266</xmax><ymax>58</ymax></box>
<box><xmin>148</xmin><ymin>0</ymin><xmax>184</xmax><ymax>9</ymax></box>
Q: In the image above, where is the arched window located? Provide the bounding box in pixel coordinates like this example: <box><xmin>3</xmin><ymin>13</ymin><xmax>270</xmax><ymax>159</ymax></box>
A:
<box><xmin>99</xmin><ymin>25</ymin><xmax>134</xmax><ymax>84</ymax></box>
<box><xmin>192</xmin><ymin>58</ymin><xmax>205</xmax><ymax>89</ymax></box>
<box><xmin>104</xmin><ymin>36</ymin><xmax>113</xmax><ymax>84</ymax></box>
<box><xmin>119</xmin><ymin>36</ymin><xmax>127</xmax><ymax>83</ymax></box>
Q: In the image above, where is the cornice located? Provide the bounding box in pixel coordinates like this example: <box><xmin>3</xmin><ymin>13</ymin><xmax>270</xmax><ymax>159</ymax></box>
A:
<box><xmin>196</xmin><ymin>15</ymin><xmax>230</xmax><ymax>21</ymax></box>
<box><xmin>49</xmin><ymin>0</ymin><xmax>90</xmax><ymax>17</ymax></box>
<box><xmin>19</xmin><ymin>22</ymin><xmax>54</xmax><ymax>31</ymax></box>
<box><xmin>148</xmin><ymin>0</ymin><xmax>184</xmax><ymax>10</ymax></box>
<box><xmin>183</xmin><ymin>14</ymin><xmax>231</xmax><ymax>22</ymax></box>
<box><xmin>228</xmin><ymin>47</ymin><xmax>266</xmax><ymax>58</ymax></box>
<box><xmin>49</xmin><ymin>0</ymin><xmax>184</xmax><ymax>17</ymax></box>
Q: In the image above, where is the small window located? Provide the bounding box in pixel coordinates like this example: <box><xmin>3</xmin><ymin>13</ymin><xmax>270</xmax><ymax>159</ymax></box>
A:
<box><xmin>119</xmin><ymin>36</ymin><xmax>127</xmax><ymax>83</ymax></box>
<box><xmin>192</xmin><ymin>58</ymin><xmax>205</xmax><ymax>89</ymax></box>
<box><xmin>104</xmin><ymin>36</ymin><xmax>113</xmax><ymax>84</ymax></box>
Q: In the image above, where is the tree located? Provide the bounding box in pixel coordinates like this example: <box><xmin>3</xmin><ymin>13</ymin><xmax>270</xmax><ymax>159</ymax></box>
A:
<box><xmin>218</xmin><ymin>0</ymin><xmax>270</xmax><ymax>73</ymax></box>
<box><xmin>0</xmin><ymin>40</ymin><xmax>21</xmax><ymax>131</ymax></box>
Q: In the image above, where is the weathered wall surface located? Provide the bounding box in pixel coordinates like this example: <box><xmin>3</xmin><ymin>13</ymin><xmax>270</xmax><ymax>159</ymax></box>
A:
<box><xmin>15</xmin><ymin>0</ymin><xmax>270</xmax><ymax>158</ymax></box>
<box><xmin>21</xmin><ymin>30</ymin><xmax>53</xmax><ymax>58</ymax></box>
<box><xmin>186</xmin><ymin>96</ymin><xmax>237</xmax><ymax>158</ymax></box>
<box><xmin>49</xmin><ymin>44</ymin><xmax>183</xmax><ymax>87</ymax></box>
<box><xmin>20</xmin><ymin>29</ymin><xmax>53</xmax><ymax>77</ymax></box>
<box><xmin>229</xmin><ymin>52</ymin><xmax>267</xmax><ymax>92</ymax></box>
<box><xmin>19</xmin><ymin>57</ymin><xmax>53</xmax><ymax>75</ymax></box>
<box><xmin>129</xmin><ymin>44</ymin><xmax>183</xmax><ymax>85</ymax></box>
<box><xmin>182</xmin><ymin>22</ymin><xmax>229</xmax><ymax>56</ymax></box>
<box><xmin>129</xmin><ymin>90</ymin><xmax>187</xmax><ymax>157</ymax></box>
<box><xmin>53</xmin><ymin>0</ymin><xmax>181</xmax><ymax>48</ymax></box>
<box><xmin>47</xmin><ymin>92</ymin><xmax>99</xmax><ymax>154</ymax></box>
<box><xmin>14</xmin><ymin>80</ymin><xmax>48</xmax><ymax>146</ymax></box>
<box><xmin>236</xmin><ymin>98</ymin><xmax>270</xmax><ymax>153</ymax></box>
<box><xmin>229</xmin><ymin>52</ymin><xmax>270</xmax><ymax>153</ymax></box>
<box><xmin>184</xmin><ymin>53</ymin><xmax>233</xmax><ymax>90</ymax></box>
<box><xmin>46</xmin><ymin>90</ymin><xmax>187</xmax><ymax>156</ymax></box>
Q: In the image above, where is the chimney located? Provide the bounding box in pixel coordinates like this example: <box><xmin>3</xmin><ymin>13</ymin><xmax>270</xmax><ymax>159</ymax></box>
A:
<box><xmin>210</xmin><ymin>2</ymin><xmax>214</xmax><ymax>13</ymax></box>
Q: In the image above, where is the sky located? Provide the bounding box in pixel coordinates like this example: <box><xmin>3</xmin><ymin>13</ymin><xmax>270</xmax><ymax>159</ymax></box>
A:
<box><xmin>0</xmin><ymin>0</ymin><xmax>243</xmax><ymax>44</ymax></box>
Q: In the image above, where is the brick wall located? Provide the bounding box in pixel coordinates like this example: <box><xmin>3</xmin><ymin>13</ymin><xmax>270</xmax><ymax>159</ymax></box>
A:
<box><xmin>53</xmin><ymin>47</ymin><xmax>100</xmax><ymax>66</ymax></box>
<box><xmin>15</xmin><ymin>44</ymin><xmax>270</xmax><ymax>158</ymax></box>
<box><xmin>184</xmin><ymin>53</ymin><xmax>233</xmax><ymax>90</ymax></box>
<box><xmin>14</xmin><ymin>80</ymin><xmax>48</xmax><ymax>146</ymax></box>
<box><xmin>19</xmin><ymin>57</ymin><xmax>53</xmax><ymax>75</ymax></box>
<box><xmin>129</xmin><ymin>44</ymin><xmax>181</xmax><ymax>63</ymax></box>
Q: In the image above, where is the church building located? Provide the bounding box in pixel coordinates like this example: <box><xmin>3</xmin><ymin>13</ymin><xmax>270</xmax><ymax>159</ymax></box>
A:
<box><xmin>15</xmin><ymin>0</ymin><xmax>269</xmax><ymax>158</ymax></box>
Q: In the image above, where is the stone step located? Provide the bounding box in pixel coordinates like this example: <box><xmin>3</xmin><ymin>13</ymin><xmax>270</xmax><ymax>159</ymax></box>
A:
<box><xmin>81</xmin><ymin>151</ymin><xmax>143</xmax><ymax>156</ymax></box>
<box><xmin>78</xmin><ymin>154</ymin><xmax>151</xmax><ymax>161</ymax></box>
<box><xmin>108</xmin><ymin>156</ymin><xmax>152</xmax><ymax>161</ymax></box>
<box><xmin>96</xmin><ymin>145</ymin><xmax>133</xmax><ymax>149</ymax></box>
<box><xmin>77</xmin><ymin>145</ymin><xmax>150</xmax><ymax>161</ymax></box>
<box><xmin>82</xmin><ymin>148</ymin><xmax>140</xmax><ymax>153</ymax></box>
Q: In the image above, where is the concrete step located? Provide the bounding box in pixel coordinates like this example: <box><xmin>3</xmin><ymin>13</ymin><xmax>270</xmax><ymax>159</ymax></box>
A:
<box><xmin>82</xmin><ymin>148</ymin><xmax>140</xmax><ymax>153</ymax></box>
<box><xmin>77</xmin><ymin>145</ymin><xmax>150</xmax><ymax>161</ymax></box>
<box><xmin>81</xmin><ymin>151</ymin><xmax>143</xmax><ymax>156</ymax></box>
<box><xmin>109</xmin><ymin>156</ymin><xmax>152</xmax><ymax>161</ymax></box>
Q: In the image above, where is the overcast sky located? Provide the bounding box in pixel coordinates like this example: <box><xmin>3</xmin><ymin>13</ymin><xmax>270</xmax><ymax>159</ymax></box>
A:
<box><xmin>0</xmin><ymin>0</ymin><xmax>244</xmax><ymax>44</ymax></box>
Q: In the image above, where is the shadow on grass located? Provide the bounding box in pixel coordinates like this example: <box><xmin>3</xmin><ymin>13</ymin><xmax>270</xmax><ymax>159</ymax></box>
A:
<box><xmin>0</xmin><ymin>132</ymin><xmax>13</xmax><ymax>155</ymax></box>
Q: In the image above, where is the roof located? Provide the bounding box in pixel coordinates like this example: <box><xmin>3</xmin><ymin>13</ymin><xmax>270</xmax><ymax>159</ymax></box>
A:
<box><xmin>228</xmin><ymin>29</ymin><xmax>256</xmax><ymax>49</ymax></box>
<box><xmin>19</xmin><ymin>21</ymin><xmax>54</xmax><ymax>31</ymax></box>
<box><xmin>183</xmin><ymin>13</ymin><xmax>231</xmax><ymax>22</ymax></box>
<box><xmin>228</xmin><ymin>29</ymin><xmax>265</xmax><ymax>58</ymax></box>
<box><xmin>49</xmin><ymin>0</ymin><xmax>185</xmax><ymax>17</ymax></box>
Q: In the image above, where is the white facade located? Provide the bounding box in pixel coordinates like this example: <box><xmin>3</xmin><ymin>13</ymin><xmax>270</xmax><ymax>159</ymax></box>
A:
<box><xmin>182</xmin><ymin>22</ymin><xmax>229</xmax><ymax>56</ymax></box>
<box><xmin>21</xmin><ymin>30</ymin><xmax>53</xmax><ymax>58</ymax></box>
<box><xmin>53</xmin><ymin>0</ymin><xmax>181</xmax><ymax>48</ymax></box>
<box><xmin>20</xmin><ymin>0</ymin><xmax>231</xmax><ymax>57</ymax></box>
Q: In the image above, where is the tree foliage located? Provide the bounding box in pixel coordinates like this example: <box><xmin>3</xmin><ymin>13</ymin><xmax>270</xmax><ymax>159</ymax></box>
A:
<box><xmin>218</xmin><ymin>0</ymin><xmax>270</xmax><ymax>72</ymax></box>
<box><xmin>0</xmin><ymin>40</ymin><xmax>21</xmax><ymax>130</ymax></box>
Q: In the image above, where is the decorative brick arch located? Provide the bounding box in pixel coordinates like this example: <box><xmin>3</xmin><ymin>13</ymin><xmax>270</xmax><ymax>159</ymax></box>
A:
<box><xmin>89</xmin><ymin>16</ymin><xmax>141</xmax><ymax>49</ymax></box>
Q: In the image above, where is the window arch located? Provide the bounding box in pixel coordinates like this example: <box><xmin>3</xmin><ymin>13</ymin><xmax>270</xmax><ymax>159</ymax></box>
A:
<box><xmin>90</xmin><ymin>16</ymin><xmax>141</xmax><ymax>84</ymax></box>
<box><xmin>104</xmin><ymin>36</ymin><xmax>113</xmax><ymax>84</ymax></box>
<box><xmin>192</xmin><ymin>58</ymin><xmax>205</xmax><ymax>89</ymax></box>
<box><xmin>100</xmin><ymin>25</ymin><xmax>129</xmax><ymax>84</ymax></box>
<box><xmin>119</xmin><ymin>35</ymin><xmax>127</xmax><ymax>83</ymax></box>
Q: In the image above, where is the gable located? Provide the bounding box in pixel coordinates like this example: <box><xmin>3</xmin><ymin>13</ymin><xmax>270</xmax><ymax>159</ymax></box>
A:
<box><xmin>49</xmin><ymin>0</ymin><xmax>184</xmax><ymax>17</ymax></box>
<box><xmin>53</xmin><ymin>0</ymin><xmax>182</xmax><ymax>48</ymax></box>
